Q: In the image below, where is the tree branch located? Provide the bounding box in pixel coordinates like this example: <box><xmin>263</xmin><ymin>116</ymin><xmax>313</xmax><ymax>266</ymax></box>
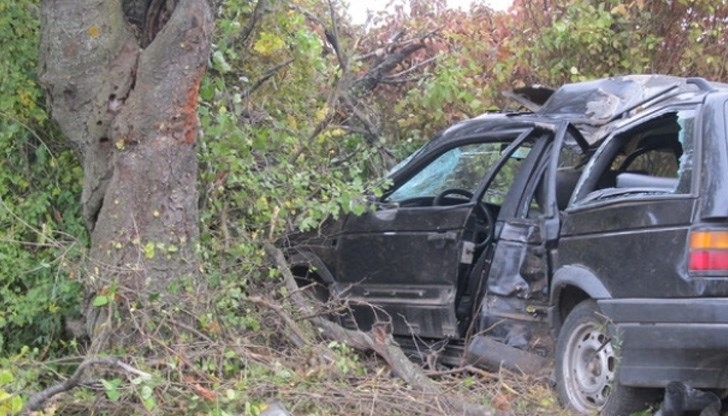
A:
<box><xmin>325</xmin><ymin>0</ymin><xmax>347</xmax><ymax>71</ymax></box>
<box><xmin>350</xmin><ymin>42</ymin><xmax>426</xmax><ymax>95</ymax></box>
<box><xmin>239</xmin><ymin>0</ymin><xmax>267</xmax><ymax>45</ymax></box>
<box><xmin>22</xmin><ymin>358</ymin><xmax>151</xmax><ymax>413</ymax></box>
<box><xmin>247</xmin><ymin>295</ymin><xmax>309</xmax><ymax>348</ymax></box>
<box><xmin>242</xmin><ymin>58</ymin><xmax>295</xmax><ymax>97</ymax></box>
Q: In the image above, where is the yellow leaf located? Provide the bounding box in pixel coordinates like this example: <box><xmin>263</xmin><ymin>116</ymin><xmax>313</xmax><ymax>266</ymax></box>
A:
<box><xmin>87</xmin><ymin>25</ymin><xmax>101</xmax><ymax>38</ymax></box>
<box><xmin>144</xmin><ymin>242</ymin><xmax>155</xmax><ymax>259</ymax></box>
<box><xmin>610</xmin><ymin>4</ymin><xmax>627</xmax><ymax>16</ymax></box>
<box><xmin>253</xmin><ymin>32</ymin><xmax>286</xmax><ymax>56</ymax></box>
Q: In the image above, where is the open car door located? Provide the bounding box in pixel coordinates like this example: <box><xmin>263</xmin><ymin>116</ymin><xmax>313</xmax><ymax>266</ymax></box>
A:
<box><xmin>333</xmin><ymin>127</ymin><xmax>553</xmax><ymax>339</ymax></box>
<box><xmin>472</xmin><ymin>122</ymin><xmax>584</xmax><ymax>356</ymax></box>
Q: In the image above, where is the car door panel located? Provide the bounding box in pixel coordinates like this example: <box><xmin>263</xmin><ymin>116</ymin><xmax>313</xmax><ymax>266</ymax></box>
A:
<box><xmin>334</xmin><ymin>204</ymin><xmax>473</xmax><ymax>338</ymax></box>
<box><xmin>559</xmin><ymin>197</ymin><xmax>696</xmax><ymax>297</ymax></box>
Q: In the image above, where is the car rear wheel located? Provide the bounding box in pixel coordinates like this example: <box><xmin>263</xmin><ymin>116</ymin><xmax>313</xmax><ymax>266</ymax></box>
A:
<box><xmin>555</xmin><ymin>299</ymin><xmax>658</xmax><ymax>415</ymax></box>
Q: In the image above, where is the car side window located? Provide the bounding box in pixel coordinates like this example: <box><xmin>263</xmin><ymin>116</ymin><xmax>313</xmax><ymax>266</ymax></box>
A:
<box><xmin>574</xmin><ymin>109</ymin><xmax>696</xmax><ymax>205</ymax></box>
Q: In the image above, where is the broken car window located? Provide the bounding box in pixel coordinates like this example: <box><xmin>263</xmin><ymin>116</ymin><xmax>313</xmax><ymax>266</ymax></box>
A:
<box><xmin>574</xmin><ymin>109</ymin><xmax>696</xmax><ymax>205</ymax></box>
<box><xmin>385</xmin><ymin>142</ymin><xmax>510</xmax><ymax>203</ymax></box>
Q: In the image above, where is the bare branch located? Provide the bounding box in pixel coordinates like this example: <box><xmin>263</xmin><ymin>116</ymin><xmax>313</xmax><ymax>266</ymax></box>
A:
<box><xmin>239</xmin><ymin>0</ymin><xmax>267</xmax><ymax>45</ymax></box>
<box><xmin>22</xmin><ymin>358</ymin><xmax>151</xmax><ymax>413</ymax></box>
<box><xmin>350</xmin><ymin>42</ymin><xmax>426</xmax><ymax>95</ymax></box>
<box><xmin>385</xmin><ymin>55</ymin><xmax>438</xmax><ymax>80</ymax></box>
<box><xmin>247</xmin><ymin>295</ymin><xmax>309</xmax><ymax>348</ymax></box>
<box><xmin>242</xmin><ymin>58</ymin><xmax>295</xmax><ymax>97</ymax></box>
<box><xmin>379</xmin><ymin>76</ymin><xmax>427</xmax><ymax>85</ymax></box>
<box><xmin>325</xmin><ymin>0</ymin><xmax>347</xmax><ymax>71</ymax></box>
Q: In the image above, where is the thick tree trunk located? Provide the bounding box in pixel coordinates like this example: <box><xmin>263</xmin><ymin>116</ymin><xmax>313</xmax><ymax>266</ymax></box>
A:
<box><xmin>39</xmin><ymin>0</ymin><xmax>212</xmax><ymax>349</ymax></box>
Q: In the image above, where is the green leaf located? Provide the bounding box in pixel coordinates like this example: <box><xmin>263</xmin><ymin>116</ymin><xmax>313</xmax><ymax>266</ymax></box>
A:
<box><xmin>211</xmin><ymin>50</ymin><xmax>231</xmax><ymax>73</ymax></box>
<box><xmin>0</xmin><ymin>389</ymin><xmax>23</xmax><ymax>414</ymax></box>
<box><xmin>101</xmin><ymin>379</ymin><xmax>122</xmax><ymax>402</ymax></box>
<box><xmin>141</xmin><ymin>385</ymin><xmax>153</xmax><ymax>400</ymax></box>
<box><xmin>0</xmin><ymin>369</ymin><xmax>13</xmax><ymax>385</ymax></box>
<box><xmin>143</xmin><ymin>242</ymin><xmax>155</xmax><ymax>259</ymax></box>
<box><xmin>92</xmin><ymin>295</ymin><xmax>109</xmax><ymax>307</ymax></box>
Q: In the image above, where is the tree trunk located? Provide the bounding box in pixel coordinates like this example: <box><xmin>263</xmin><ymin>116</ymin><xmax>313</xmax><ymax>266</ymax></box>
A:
<box><xmin>39</xmin><ymin>0</ymin><xmax>213</xmax><ymax>350</ymax></box>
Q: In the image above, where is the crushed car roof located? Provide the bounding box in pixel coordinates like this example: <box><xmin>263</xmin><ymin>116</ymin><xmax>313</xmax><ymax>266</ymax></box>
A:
<box><xmin>406</xmin><ymin>75</ymin><xmax>728</xmax><ymax>170</ymax></box>
<box><xmin>455</xmin><ymin>75</ymin><xmax>728</xmax><ymax>145</ymax></box>
<box><xmin>532</xmin><ymin>74</ymin><xmax>728</xmax><ymax>143</ymax></box>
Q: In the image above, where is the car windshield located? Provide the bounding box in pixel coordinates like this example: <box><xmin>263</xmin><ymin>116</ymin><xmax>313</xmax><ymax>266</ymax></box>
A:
<box><xmin>386</xmin><ymin>145</ymin><xmax>423</xmax><ymax>176</ymax></box>
<box><xmin>385</xmin><ymin>141</ymin><xmax>527</xmax><ymax>203</ymax></box>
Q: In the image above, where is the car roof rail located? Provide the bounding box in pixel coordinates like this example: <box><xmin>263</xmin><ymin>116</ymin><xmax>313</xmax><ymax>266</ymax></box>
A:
<box><xmin>687</xmin><ymin>77</ymin><xmax>716</xmax><ymax>92</ymax></box>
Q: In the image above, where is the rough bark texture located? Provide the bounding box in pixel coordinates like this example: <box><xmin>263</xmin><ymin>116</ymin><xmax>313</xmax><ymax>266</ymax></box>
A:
<box><xmin>39</xmin><ymin>0</ymin><xmax>212</xmax><ymax>350</ymax></box>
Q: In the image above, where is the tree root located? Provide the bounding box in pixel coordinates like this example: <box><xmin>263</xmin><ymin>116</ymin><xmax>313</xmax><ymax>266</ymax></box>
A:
<box><xmin>264</xmin><ymin>243</ymin><xmax>493</xmax><ymax>416</ymax></box>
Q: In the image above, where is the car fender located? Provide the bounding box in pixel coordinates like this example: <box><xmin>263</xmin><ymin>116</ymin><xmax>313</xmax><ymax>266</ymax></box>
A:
<box><xmin>549</xmin><ymin>264</ymin><xmax>612</xmax><ymax>329</ymax></box>
<box><xmin>551</xmin><ymin>264</ymin><xmax>611</xmax><ymax>302</ymax></box>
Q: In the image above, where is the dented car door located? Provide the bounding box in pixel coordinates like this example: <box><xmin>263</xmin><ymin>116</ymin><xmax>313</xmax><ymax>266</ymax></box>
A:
<box><xmin>474</xmin><ymin>123</ymin><xmax>576</xmax><ymax>356</ymax></box>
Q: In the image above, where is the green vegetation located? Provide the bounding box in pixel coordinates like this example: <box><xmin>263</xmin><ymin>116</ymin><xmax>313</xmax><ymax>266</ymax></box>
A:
<box><xmin>1</xmin><ymin>0</ymin><xmax>727</xmax><ymax>414</ymax></box>
<box><xmin>0</xmin><ymin>0</ymin><xmax>85</xmax><ymax>354</ymax></box>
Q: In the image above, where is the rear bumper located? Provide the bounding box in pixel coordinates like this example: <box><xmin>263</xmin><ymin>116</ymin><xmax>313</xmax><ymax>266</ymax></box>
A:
<box><xmin>599</xmin><ymin>298</ymin><xmax>728</xmax><ymax>388</ymax></box>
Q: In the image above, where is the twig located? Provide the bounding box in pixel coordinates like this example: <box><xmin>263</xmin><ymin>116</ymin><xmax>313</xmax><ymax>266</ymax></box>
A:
<box><xmin>426</xmin><ymin>364</ymin><xmax>500</xmax><ymax>379</ymax></box>
<box><xmin>384</xmin><ymin>56</ymin><xmax>438</xmax><ymax>79</ymax></box>
<box><xmin>22</xmin><ymin>357</ymin><xmax>151</xmax><ymax>413</ymax></box>
<box><xmin>242</xmin><ymin>58</ymin><xmax>295</xmax><ymax>97</ymax></box>
<box><xmin>239</xmin><ymin>0</ymin><xmax>267</xmax><ymax>45</ymax></box>
<box><xmin>325</xmin><ymin>0</ymin><xmax>347</xmax><ymax>71</ymax></box>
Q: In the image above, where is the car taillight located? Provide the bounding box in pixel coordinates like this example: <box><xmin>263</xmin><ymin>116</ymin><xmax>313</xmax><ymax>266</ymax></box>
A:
<box><xmin>689</xmin><ymin>230</ymin><xmax>728</xmax><ymax>272</ymax></box>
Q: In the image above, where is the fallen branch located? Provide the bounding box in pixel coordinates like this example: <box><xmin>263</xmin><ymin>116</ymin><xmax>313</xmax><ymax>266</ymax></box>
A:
<box><xmin>264</xmin><ymin>243</ymin><xmax>493</xmax><ymax>416</ymax></box>
<box><xmin>247</xmin><ymin>295</ymin><xmax>309</xmax><ymax>348</ymax></box>
<box><xmin>22</xmin><ymin>357</ymin><xmax>151</xmax><ymax>413</ymax></box>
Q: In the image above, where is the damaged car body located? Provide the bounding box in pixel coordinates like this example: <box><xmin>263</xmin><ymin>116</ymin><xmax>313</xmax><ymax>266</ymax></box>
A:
<box><xmin>281</xmin><ymin>75</ymin><xmax>728</xmax><ymax>414</ymax></box>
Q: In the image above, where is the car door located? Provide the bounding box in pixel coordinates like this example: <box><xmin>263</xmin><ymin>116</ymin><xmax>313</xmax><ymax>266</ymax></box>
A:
<box><xmin>473</xmin><ymin>122</ymin><xmax>582</xmax><ymax>354</ymax></box>
<box><xmin>333</xmin><ymin>128</ymin><xmax>548</xmax><ymax>339</ymax></box>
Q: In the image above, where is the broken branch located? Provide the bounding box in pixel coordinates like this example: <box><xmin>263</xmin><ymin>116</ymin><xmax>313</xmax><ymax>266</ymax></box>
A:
<box><xmin>247</xmin><ymin>295</ymin><xmax>309</xmax><ymax>348</ymax></box>
<box><xmin>22</xmin><ymin>357</ymin><xmax>151</xmax><ymax>413</ymax></box>
<box><xmin>239</xmin><ymin>0</ymin><xmax>267</xmax><ymax>45</ymax></box>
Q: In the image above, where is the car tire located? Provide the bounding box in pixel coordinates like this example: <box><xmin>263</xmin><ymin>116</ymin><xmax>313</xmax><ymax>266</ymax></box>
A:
<box><xmin>555</xmin><ymin>299</ymin><xmax>658</xmax><ymax>415</ymax></box>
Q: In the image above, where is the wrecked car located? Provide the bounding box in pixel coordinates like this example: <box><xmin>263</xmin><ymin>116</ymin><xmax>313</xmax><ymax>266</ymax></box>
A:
<box><xmin>282</xmin><ymin>75</ymin><xmax>728</xmax><ymax>414</ymax></box>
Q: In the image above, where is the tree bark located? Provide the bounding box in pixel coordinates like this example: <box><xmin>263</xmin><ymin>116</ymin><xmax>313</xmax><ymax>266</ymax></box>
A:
<box><xmin>39</xmin><ymin>0</ymin><xmax>213</xmax><ymax>349</ymax></box>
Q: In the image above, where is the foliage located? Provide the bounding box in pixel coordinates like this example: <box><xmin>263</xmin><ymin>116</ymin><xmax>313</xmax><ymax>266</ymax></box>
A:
<box><xmin>0</xmin><ymin>0</ymin><xmax>86</xmax><ymax>354</ymax></box>
<box><xmin>198</xmin><ymin>0</ymin><xmax>389</xmax><ymax>280</ymax></box>
<box><xmin>508</xmin><ymin>0</ymin><xmax>728</xmax><ymax>85</ymax></box>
